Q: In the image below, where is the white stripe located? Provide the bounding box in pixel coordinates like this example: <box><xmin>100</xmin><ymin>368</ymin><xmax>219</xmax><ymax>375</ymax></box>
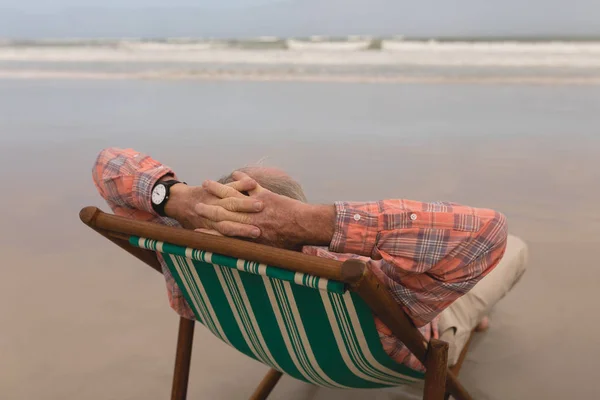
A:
<box><xmin>341</xmin><ymin>292</ymin><xmax>420</xmax><ymax>382</ymax></box>
<box><xmin>267</xmin><ymin>278</ymin><xmax>323</xmax><ymax>385</ymax></box>
<box><xmin>330</xmin><ymin>293</ymin><xmax>413</xmax><ymax>384</ymax></box>
<box><xmin>258</xmin><ymin>263</ymin><xmax>268</xmax><ymax>276</ymax></box>
<box><xmin>173</xmin><ymin>255</ymin><xmax>222</xmax><ymax>338</ymax></box>
<box><xmin>167</xmin><ymin>254</ymin><xmax>205</xmax><ymax>321</ymax></box>
<box><xmin>294</xmin><ymin>272</ymin><xmax>304</xmax><ymax>286</ymax></box>
<box><xmin>321</xmin><ymin>290</ymin><xmax>401</xmax><ymax>385</ymax></box>
<box><xmin>230</xmin><ymin>269</ymin><xmax>282</xmax><ymax>370</ymax></box>
<box><xmin>318</xmin><ymin>279</ymin><xmax>328</xmax><ymax>291</ymax></box>
<box><xmin>262</xmin><ymin>277</ymin><xmax>333</xmax><ymax>387</ymax></box>
<box><xmin>236</xmin><ymin>258</ymin><xmax>246</xmax><ymax>271</ymax></box>
<box><xmin>271</xmin><ymin>280</ymin><xmax>321</xmax><ymax>384</ymax></box>
<box><xmin>214</xmin><ymin>267</ymin><xmax>267</xmax><ymax>363</ymax></box>
<box><xmin>322</xmin><ymin>291</ymin><xmax>420</xmax><ymax>384</ymax></box>
<box><xmin>272</xmin><ymin>280</ymin><xmax>328</xmax><ymax>386</ymax></box>
<box><xmin>279</xmin><ymin>281</ymin><xmax>346</xmax><ymax>388</ymax></box>
<box><xmin>329</xmin><ymin>293</ymin><xmax>394</xmax><ymax>382</ymax></box>
<box><xmin>175</xmin><ymin>255</ymin><xmax>231</xmax><ymax>346</ymax></box>
<box><xmin>213</xmin><ymin>266</ymin><xmax>281</xmax><ymax>371</ymax></box>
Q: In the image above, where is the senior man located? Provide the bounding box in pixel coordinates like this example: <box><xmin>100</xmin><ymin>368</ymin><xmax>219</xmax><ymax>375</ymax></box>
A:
<box><xmin>92</xmin><ymin>147</ymin><xmax>527</xmax><ymax>370</ymax></box>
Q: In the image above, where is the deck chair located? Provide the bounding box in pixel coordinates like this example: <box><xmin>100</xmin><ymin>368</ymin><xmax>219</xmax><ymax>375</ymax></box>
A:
<box><xmin>80</xmin><ymin>206</ymin><xmax>475</xmax><ymax>400</ymax></box>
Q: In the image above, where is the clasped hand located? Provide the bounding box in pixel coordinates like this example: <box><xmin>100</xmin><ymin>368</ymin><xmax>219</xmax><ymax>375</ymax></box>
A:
<box><xmin>168</xmin><ymin>172</ymin><xmax>310</xmax><ymax>249</ymax></box>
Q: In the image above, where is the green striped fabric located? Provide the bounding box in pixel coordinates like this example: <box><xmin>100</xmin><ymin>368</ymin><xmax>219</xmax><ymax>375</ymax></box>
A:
<box><xmin>130</xmin><ymin>236</ymin><xmax>425</xmax><ymax>388</ymax></box>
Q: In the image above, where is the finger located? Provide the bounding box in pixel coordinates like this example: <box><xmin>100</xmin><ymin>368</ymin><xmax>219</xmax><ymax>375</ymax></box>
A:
<box><xmin>194</xmin><ymin>228</ymin><xmax>224</xmax><ymax>236</ymax></box>
<box><xmin>220</xmin><ymin>196</ymin><xmax>263</xmax><ymax>212</ymax></box>
<box><xmin>194</xmin><ymin>203</ymin><xmax>252</xmax><ymax>224</ymax></box>
<box><xmin>231</xmin><ymin>170</ymin><xmax>252</xmax><ymax>181</ymax></box>
<box><xmin>226</xmin><ymin>176</ymin><xmax>258</xmax><ymax>193</ymax></box>
<box><xmin>202</xmin><ymin>179</ymin><xmax>245</xmax><ymax>199</ymax></box>
<box><xmin>232</xmin><ymin>171</ymin><xmax>265</xmax><ymax>196</ymax></box>
<box><xmin>212</xmin><ymin>221</ymin><xmax>261</xmax><ymax>238</ymax></box>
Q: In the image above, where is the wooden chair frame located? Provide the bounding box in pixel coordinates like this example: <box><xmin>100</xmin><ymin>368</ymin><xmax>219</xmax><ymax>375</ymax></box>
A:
<box><xmin>80</xmin><ymin>206</ymin><xmax>474</xmax><ymax>400</ymax></box>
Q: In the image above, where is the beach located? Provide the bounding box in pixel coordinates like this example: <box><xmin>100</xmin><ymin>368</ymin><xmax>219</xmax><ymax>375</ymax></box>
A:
<box><xmin>1</xmin><ymin>69</ymin><xmax>599</xmax><ymax>398</ymax></box>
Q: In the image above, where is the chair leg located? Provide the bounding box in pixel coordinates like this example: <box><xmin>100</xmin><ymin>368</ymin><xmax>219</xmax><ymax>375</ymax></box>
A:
<box><xmin>423</xmin><ymin>338</ymin><xmax>449</xmax><ymax>400</ymax></box>
<box><xmin>445</xmin><ymin>370</ymin><xmax>473</xmax><ymax>400</ymax></box>
<box><xmin>249</xmin><ymin>368</ymin><xmax>283</xmax><ymax>400</ymax></box>
<box><xmin>444</xmin><ymin>331</ymin><xmax>475</xmax><ymax>400</ymax></box>
<box><xmin>171</xmin><ymin>317</ymin><xmax>195</xmax><ymax>400</ymax></box>
<box><xmin>450</xmin><ymin>331</ymin><xmax>474</xmax><ymax>376</ymax></box>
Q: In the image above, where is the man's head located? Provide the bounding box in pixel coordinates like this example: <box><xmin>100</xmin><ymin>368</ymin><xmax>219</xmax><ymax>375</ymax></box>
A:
<box><xmin>206</xmin><ymin>166</ymin><xmax>322</xmax><ymax>249</ymax></box>
<box><xmin>218</xmin><ymin>166</ymin><xmax>307</xmax><ymax>203</ymax></box>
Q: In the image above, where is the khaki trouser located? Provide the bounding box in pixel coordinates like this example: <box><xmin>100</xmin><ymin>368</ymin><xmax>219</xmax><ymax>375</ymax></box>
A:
<box><xmin>438</xmin><ymin>234</ymin><xmax>529</xmax><ymax>365</ymax></box>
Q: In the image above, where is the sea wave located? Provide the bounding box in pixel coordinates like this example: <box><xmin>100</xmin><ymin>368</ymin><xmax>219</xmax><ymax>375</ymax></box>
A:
<box><xmin>0</xmin><ymin>39</ymin><xmax>599</xmax><ymax>68</ymax></box>
<box><xmin>119</xmin><ymin>41</ymin><xmax>216</xmax><ymax>51</ymax></box>
<box><xmin>380</xmin><ymin>40</ymin><xmax>600</xmax><ymax>53</ymax></box>
<box><xmin>287</xmin><ymin>39</ymin><xmax>372</xmax><ymax>51</ymax></box>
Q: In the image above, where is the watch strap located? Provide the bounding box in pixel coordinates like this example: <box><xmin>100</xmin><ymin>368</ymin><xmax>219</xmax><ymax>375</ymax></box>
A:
<box><xmin>152</xmin><ymin>179</ymin><xmax>183</xmax><ymax>217</ymax></box>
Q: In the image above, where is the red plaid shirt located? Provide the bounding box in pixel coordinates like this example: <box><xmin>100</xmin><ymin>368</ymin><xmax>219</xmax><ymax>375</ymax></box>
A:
<box><xmin>93</xmin><ymin>147</ymin><xmax>507</xmax><ymax>371</ymax></box>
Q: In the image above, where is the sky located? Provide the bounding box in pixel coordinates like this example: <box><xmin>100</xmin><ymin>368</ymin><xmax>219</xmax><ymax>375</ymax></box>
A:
<box><xmin>0</xmin><ymin>0</ymin><xmax>599</xmax><ymax>38</ymax></box>
<box><xmin>0</xmin><ymin>0</ymin><xmax>286</xmax><ymax>9</ymax></box>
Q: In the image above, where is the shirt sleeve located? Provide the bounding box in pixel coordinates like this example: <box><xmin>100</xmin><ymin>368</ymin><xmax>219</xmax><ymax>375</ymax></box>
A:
<box><xmin>91</xmin><ymin>147</ymin><xmax>195</xmax><ymax>320</ymax></box>
<box><xmin>330</xmin><ymin>199</ymin><xmax>508</xmax><ymax>326</ymax></box>
<box><xmin>92</xmin><ymin>147</ymin><xmax>177</xmax><ymax>221</ymax></box>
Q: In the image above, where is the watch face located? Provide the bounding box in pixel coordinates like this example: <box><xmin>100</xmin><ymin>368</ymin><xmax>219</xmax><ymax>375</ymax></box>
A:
<box><xmin>152</xmin><ymin>184</ymin><xmax>167</xmax><ymax>205</ymax></box>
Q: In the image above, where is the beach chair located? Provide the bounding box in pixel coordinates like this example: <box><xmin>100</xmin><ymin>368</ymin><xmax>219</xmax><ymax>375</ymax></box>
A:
<box><xmin>80</xmin><ymin>206</ymin><xmax>475</xmax><ymax>400</ymax></box>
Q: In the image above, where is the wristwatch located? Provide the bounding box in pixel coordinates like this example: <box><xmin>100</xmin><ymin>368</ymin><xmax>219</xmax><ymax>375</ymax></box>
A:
<box><xmin>151</xmin><ymin>179</ymin><xmax>184</xmax><ymax>217</ymax></box>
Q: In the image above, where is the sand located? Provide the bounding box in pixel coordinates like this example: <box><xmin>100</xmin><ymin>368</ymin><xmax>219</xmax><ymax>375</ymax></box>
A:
<box><xmin>1</xmin><ymin>80</ymin><xmax>599</xmax><ymax>399</ymax></box>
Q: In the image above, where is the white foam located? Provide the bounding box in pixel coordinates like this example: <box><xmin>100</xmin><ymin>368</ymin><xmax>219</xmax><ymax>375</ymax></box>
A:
<box><xmin>118</xmin><ymin>41</ymin><xmax>214</xmax><ymax>52</ymax></box>
<box><xmin>287</xmin><ymin>39</ymin><xmax>371</xmax><ymax>51</ymax></box>
<box><xmin>0</xmin><ymin>41</ymin><xmax>599</xmax><ymax>68</ymax></box>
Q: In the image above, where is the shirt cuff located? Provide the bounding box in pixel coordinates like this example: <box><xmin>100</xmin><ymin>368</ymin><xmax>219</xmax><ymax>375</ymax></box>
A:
<box><xmin>329</xmin><ymin>201</ymin><xmax>380</xmax><ymax>257</ymax></box>
<box><xmin>132</xmin><ymin>159</ymin><xmax>176</xmax><ymax>215</ymax></box>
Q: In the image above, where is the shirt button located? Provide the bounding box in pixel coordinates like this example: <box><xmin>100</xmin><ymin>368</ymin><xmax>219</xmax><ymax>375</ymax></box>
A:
<box><xmin>410</xmin><ymin>213</ymin><xmax>418</xmax><ymax>221</ymax></box>
<box><xmin>353</xmin><ymin>214</ymin><xmax>361</xmax><ymax>221</ymax></box>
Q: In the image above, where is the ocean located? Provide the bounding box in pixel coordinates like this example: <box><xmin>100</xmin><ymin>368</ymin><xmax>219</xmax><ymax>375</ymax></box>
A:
<box><xmin>1</xmin><ymin>38</ymin><xmax>600</xmax><ymax>400</ymax></box>
<box><xmin>1</xmin><ymin>38</ymin><xmax>599</xmax><ymax>83</ymax></box>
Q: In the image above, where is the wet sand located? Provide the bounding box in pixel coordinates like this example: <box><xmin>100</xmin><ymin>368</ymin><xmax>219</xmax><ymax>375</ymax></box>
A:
<box><xmin>1</xmin><ymin>80</ymin><xmax>599</xmax><ymax>399</ymax></box>
<box><xmin>2</xmin><ymin>69</ymin><xmax>600</xmax><ymax>86</ymax></box>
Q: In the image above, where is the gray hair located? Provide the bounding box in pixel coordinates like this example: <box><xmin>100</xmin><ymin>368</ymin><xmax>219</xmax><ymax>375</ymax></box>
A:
<box><xmin>218</xmin><ymin>166</ymin><xmax>307</xmax><ymax>203</ymax></box>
